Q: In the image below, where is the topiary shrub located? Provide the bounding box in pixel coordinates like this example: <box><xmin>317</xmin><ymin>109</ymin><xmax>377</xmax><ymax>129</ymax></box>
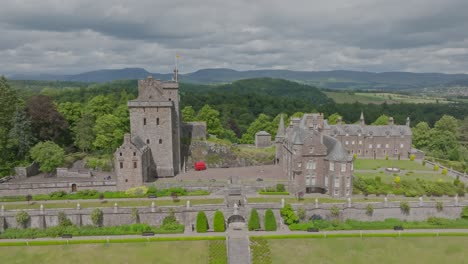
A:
<box><xmin>276</xmin><ymin>184</ymin><xmax>286</xmax><ymax>192</ymax></box>
<box><xmin>366</xmin><ymin>204</ymin><xmax>374</xmax><ymax>216</ymax></box>
<box><xmin>213</xmin><ymin>210</ymin><xmax>226</xmax><ymax>232</ymax></box>
<box><xmin>400</xmin><ymin>201</ymin><xmax>410</xmax><ymax>215</ymax></box>
<box><xmin>385</xmin><ymin>155</ymin><xmax>389</xmax><ymax>160</ymax></box>
<box><xmin>196</xmin><ymin>211</ymin><xmax>209</xmax><ymax>233</ymax></box>
<box><xmin>441</xmin><ymin>168</ymin><xmax>448</xmax><ymax>175</ymax></box>
<box><xmin>279</xmin><ymin>204</ymin><xmax>299</xmax><ymax>225</ymax></box>
<box><xmin>264</xmin><ymin>209</ymin><xmax>277</xmax><ymax>231</ymax></box>
<box><xmin>248</xmin><ymin>208</ymin><xmax>260</xmax><ymax>231</ymax></box>
<box><xmin>410</xmin><ymin>154</ymin><xmax>415</xmax><ymax>161</ymax></box>
<box><xmin>16</xmin><ymin>211</ymin><xmax>30</xmax><ymax>229</ymax></box>
<box><xmin>436</xmin><ymin>201</ymin><xmax>443</xmax><ymax>212</ymax></box>
<box><xmin>91</xmin><ymin>208</ymin><xmax>103</xmax><ymax>227</ymax></box>
<box><xmin>58</xmin><ymin>211</ymin><xmax>73</xmax><ymax>227</ymax></box>
<box><xmin>434</xmin><ymin>165</ymin><xmax>439</xmax><ymax>172</ymax></box>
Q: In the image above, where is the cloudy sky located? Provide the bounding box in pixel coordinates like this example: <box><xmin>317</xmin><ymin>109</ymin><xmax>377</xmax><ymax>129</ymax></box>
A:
<box><xmin>1</xmin><ymin>0</ymin><xmax>468</xmax><ymax>75</ymax></box>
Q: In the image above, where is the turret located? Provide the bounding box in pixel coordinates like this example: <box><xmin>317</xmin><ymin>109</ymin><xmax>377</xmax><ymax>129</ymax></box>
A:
<box><xmin>360</xmin><ymin>111</ymin><xmax>365</xmax><ymax>126</ymax></box>
<box><xmin>276</xmin><ymin>114</ymin><xmax>285</xmax><ymax>139</ymax></box>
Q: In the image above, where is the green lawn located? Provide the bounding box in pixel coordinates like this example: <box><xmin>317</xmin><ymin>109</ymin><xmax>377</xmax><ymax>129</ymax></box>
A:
<box><xmin>0</xmin><ymin>241</ymin><xmax>210</xmax><ymax>264</ymax></box>
<box><xmin>2</xmin><ymin>198</ymin><xmax>224</xmax><ymax>210</ymax></box>
<box><xmin>354</xmin><ymin>159</ymin><xmax>430</xmax><ymax>171</ymax></box>
<box><xmin>354</xmin><ymin>171</ymin><xmax>452</xmax><ymax>183</ymax></box>
<box><xmin>266</xmin><ymin>237</ymin><xmax>468</xmax><ymax>264</ymax></box>
<box><xmin>247</xmin><ymin>196</ymin><xmax>422</xmax><ymax>204</ymax></box>
<box><xmin>324</xmin><ymin>91</ymin><xmax>389</xmax><ymax>104</ymax></box>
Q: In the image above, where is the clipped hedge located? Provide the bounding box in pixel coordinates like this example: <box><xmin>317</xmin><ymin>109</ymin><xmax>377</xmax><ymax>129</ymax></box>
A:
<box><xmin>213</xmin><ymin>210</ymin><xmax>226</xmax><ymax>232</ymax></box>
<box><xmin>248</xmin><ymin>208</ymin><xmax>261</xmax><ymax>231</ymax></box>
<box><xmin>258</xmin><ymin>191</ymin><xmax>290</xmax><ymax>195</ymax></box>
<box><xmin>264</xmin><ymin>209</ymin><xmax>277</xmax><ymax>231</ymax></box>
<box><xmin>196</xmin><ymin>211</ymin><xmax>209</xmax><ymax>233</ymax></box>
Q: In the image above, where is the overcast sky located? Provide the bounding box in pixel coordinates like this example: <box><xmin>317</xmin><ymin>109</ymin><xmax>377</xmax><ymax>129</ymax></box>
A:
<box><xmin>2</xmin><ymin>0</ymin><xmax>468</xmax><ymax>75</ymax></box>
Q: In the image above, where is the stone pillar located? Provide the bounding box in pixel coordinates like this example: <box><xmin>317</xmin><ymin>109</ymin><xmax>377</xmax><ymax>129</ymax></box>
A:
<box><xmin>419</xmin><ymin>197</ymin><xmax>423</xmax><ymax>207</ymax></box>
<box><xmin>77</xmin><ymin>203</ymin><xmax>81</xmax><ymax>210</ymax></box>
<box><xmin>40</xmin><ymin>204</ymin><xmax>44</xmax><ymax>214</ymax></box>
<box><xmin>0</xmin><ymin>205</ymin><xmax>4</xmax><ymax>217</ymax></box>
<box><xmin>384</xmin><ymin>197</ymin><xmax>388</xmax><ymax>207</ymax></box>
<box><xmin>315</xmin><ymin>198</ymin><xmax>319</xmax><ymax>209</ymax></box>
<box><xmin>186</xmin><ymin>200</ymin><xmax>190</xmax><ymax>209</ymax></box>
<box><xmin>151</xmin><ymin>202</ymin><xmax>155</xmax><ymax>213</ymax></box>
<box><xmin>281</xmin><ymin>198</ymin><xmax>285</xmax><ymax>208</ymax></box>
<box><xmin>233</xmin><ymin>203</ymin><xmax>239</xmax><ymax>215</ymax></box>
<box><xmin>454</xmin><ymin>195</ymin><xmax>459</xmax><ymax>206</ymax></box>
<box><xmin>114</xmin><ymin>203</ymin><xmax>118</xmax><ymax>213</ymax></box>
<box><xmin>347</xmin><ymin>197</ymin><xmax>352</xmax><ymax>208</ymax></box>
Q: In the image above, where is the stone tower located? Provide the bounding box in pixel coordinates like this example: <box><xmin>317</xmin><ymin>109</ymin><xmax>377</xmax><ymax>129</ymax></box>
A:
<box><xmin>126</xmin><ymin>76</ymin><xmax>181</xmax><ymax>177</ymax></box>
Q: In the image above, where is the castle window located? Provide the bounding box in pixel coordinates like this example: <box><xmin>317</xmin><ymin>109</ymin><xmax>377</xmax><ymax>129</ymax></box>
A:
<box><xmin>341</xmin><ymin>163</ymin><xmax>346</xmax><ymax>172</ymax></box>
<box><xmin>159</xmin><ymin>139</ymin><xmax>162</xmax><ymax>144</ymax></box>
<box><xmin>377</xmin><ymin>144</ymin><xmax>381</xmax><ymax>148</ymax></box>
<box><xmin>306</xmin><ymin>160</ymin><xmax>315</xmax><ymax>170</ymax></box>
<box><xmin>146</xmin><ymin>139</ymin><xmax>150</xmax><ymax>144</ymax></box>
<box><xmin>120</xmin><ymin>162</ymin><xmax>123</xmax><ymax>169</ymax></box>
<box><xmin>351</xmin><ymin>141</ymin><xmax>355</xmax><ymax>145</ymax></box>
<box><xmin>306</xmin><ymin>175</ymin><xmax>316</xmax><ymax>185</ymax></box>
<box><xmin>400</xmin><ymin>143</ymin><xmax>404</xmax><ymax>148</ymax></box>
<box><xmin>369</xmin><ymin>144</ymin><xmax>373</xmax><ymax>149</ymax></box>
<box><xmin>334</xmin><ymin>189</ymin><xmax>339</xmax><ymax>196</ymax></box>
<box><xmin>358</xmin><ymin>149</ymin><xmax>361</xmax><ymax>154</ymax></box>
<box><xmin>119</xmin><ymin>152</ymin><xmax>122</xmax><ymax>156</ymax></box>
<box><xmin>385</xmin><ymin>144</ymin><xmax>389</xmax><ymax>148</ymax></box>
<box><xmin>329</xmin><ymin>163</ymin><xmax>334</xmax><ymax>171</ymax></box>
<box><xmin>157</xmin><ymin>118</ymin><xmax>160</xmax><ymax>125</ymax></box>
<box><xmin>359</xmin><ymin>140</ymin><xmax>362</xmax><ymax>145</ymax></box>
<box><xmin>134</xmin><ymin>162</ymin><xmax>137</xmax><ymax>169</ymax></box>
<box><xmin>133</xmin><ymin>152</ymin><xmax>136</xmax><ymax>156</ymax></box>
<box><xmin>143</xmin><ymin>118</ymin><xmax>146</xmax><ymax>126</ymax></box>
<box><xmin>345</xmin><ymin>141</ymin><xmax>349</xmax><ymax>145</ymax></box>
<box><xmin>334</xmin><ymin>178</ymin><xmax>340</xmax><ymax>187</ymax></box>
<box><xmin>125</xmin><ymin>179</ymin><xmax>128</xmax><ymax>182</ymax></box>
<box><xmin>383</xmin><ymin>150</ymin><xmax>386</xmax><ymax>154</ymax></box>
<box><xmin>168</xmin><ymin>98</ymin><xmax>172</xmax><ymax>101</ymax></box>
<box><xmin>325</xmin><ymin>176</ymin><xmax>328</xmax><ymax>187</ymax></box>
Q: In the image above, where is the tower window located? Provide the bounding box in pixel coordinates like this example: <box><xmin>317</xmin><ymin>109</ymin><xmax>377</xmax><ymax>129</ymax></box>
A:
<box><xmin>143</xmin><ymin>118</ymin><xmax>146</xmax><ymax>125</ymax></box>
<box><xmin>134</xmin><ymin>162</ymin><xmax>137</xmax><ymax>169</ymax></box>
<box><xmin>168</xmin><ymin>98</ymin><xmax>172</xmax><ymax>101</ymax></box>
<box><xmin>157</xmin><ymin>118</ymin><xmax>160</xmax><ymax>125</ymax></box>
<box><xmin>119</xmin><ymin>152</ymin><xmax>122</xmax><ymax>156</ymax></box>
<box><xmin>120</xmin><ymin>162</ymin><xmax>123</xmax><ymax>169</ymax></box>
<box><xmin>159</xmin><ymin>139</ymin><xmax>162</xmax><ymax>144</ymax></box>
<box><xmin>133</xmin><ymin>152</ymin><xmax>136</xmax><ymax>156</ymax></box>
<box><xmin>146</xmin><ymin>139</ymin><xmax>150</xmax><ymax>144</ymax></box>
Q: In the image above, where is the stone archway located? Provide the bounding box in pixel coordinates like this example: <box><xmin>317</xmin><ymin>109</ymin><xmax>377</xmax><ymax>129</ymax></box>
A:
<box><xmin>227</xmin><ymin>214</ymin><xmax>246</xmax><ymax>230</ymax></box>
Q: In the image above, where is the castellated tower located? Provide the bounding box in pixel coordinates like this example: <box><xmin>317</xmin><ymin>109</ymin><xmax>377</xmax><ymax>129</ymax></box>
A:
<box><xmin>115</xmin><ymin>76</ymin><xmax>181</xmax><ymax>189</ymax></box>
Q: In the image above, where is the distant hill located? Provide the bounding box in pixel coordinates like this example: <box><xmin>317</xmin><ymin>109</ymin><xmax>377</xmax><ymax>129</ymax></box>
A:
<box><xmin>8</xmin><ymin>67</ymin><xmax>468</xmax><ymax>90</ymax></box>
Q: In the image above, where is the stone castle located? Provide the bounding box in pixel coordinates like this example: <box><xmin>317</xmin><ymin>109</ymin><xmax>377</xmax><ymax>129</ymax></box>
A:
<box><xmin>114</xmin><ymin>72</ymin><xmax>182</xmax><ymax>190</ymax></box>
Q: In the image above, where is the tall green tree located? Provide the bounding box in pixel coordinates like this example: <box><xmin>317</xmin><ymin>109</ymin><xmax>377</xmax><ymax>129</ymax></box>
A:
<box><xmin>372</xmin><ymin>114</ymin><xmax>389</xmax><ymax>125</ymax></box>
<box><xmin>412</xmin><ymin>122</ymin><xmax>431</xmax><ymax>149</ymax></box>
<box><xmin>30</xmin><ymin>141</ymin><xmax>65</xmax><ymax>173</ymax></box>
<box><xmin>8</xmin><ymin>107</ymin><xmax>35</xmax><ymax>159</ymax></box>
<box><xmin>196</xmin><ymin>105</ymin><xmax>224</xmax><ymax>137</ymax></box>
<box><xmin>181</xmin><ymin>106</ymin><xmax>196</xmax><ymax>122</ymax></box>
<box><xmin>26</xmin><ymin>95</ymin><xmax>68</xmax><ymax>143</ymax></box>
<box><xmin>434</xmin><ymin>115</ymin><xmax>459</xmax><ymax>137</ymax></box>
<box><xmin>240</xmin><ymin>113</ymin><xmax>272</xmax><ymax>144</ymax></box>
<box><xmin>85</xmin><ymin>95</ymin><xmax>114</xmax><ymax>119</ymax></box>
<box><xmin>58</xmin><ymin>102</ymin><xmax>82</xmax><ymax>126</ymax></box>
<box><xmin>0</xmin><ymin>77</ymin><xmax>19</xmax><ymax>175</ymax></box>
<box><xmin>72</xmin><ymin>113</ymin><xmax>95</xmax><ymax>152</ymax></box>
<box><xmin>93</xmin><ymin>114</ymin><xmax>124</xmax><ymax>152</ymax></box>
<box><xmin>327</xmin><ymin>113</ymin><xmax>342</xmax><ymax>125</ymax></box>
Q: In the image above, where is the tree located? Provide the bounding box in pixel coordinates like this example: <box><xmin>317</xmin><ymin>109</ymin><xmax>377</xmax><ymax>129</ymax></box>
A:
<box><xmin>58</xmin><ymin>211</ymin><xmax>73</xmax><ymax>227</ymax></box>
<box><xmin>0</xmin><ymin>77</ymin><xmax>19</xmax><ymax>175</ymax></box>
<box><xmin>213</xmin><ymin>210</ymin><xmax>226</xmax><ymax>232</ymax></box>
<box><xmin>240</xmin><ymin>113</ymin><xmax>272</xmax><ymax>144</ymax></box>
<box><xmin>196</xmin><ymin>211</ymin><xmax>209</xmax><ymax>233</ymax></box>
<box><xmin>72</xmin><ymin>113</ymin><xmax>95</xmax><ymax>152</ymax></box>
<box><xmin>196</xmin><ymin>105</ymin><xmax>224</xmax><ymax>137</ymax></box>
<box><xmin>15</xmin><ymin>211</ymin><xmax>30</xmax><ymax>228</ymax></box>
<box><xmin>93</xmin><ymin>114</ymin><xmax>124</xmax><ymax>152</ymax></box>
<box><xmin>8</xmin><ymin>107</ymin><xmax>35</xmax><ymax>159</ymax></box>
<box><xmin>279</xmin><ymin>204</ymin><xmax>299</xmax><ymax>225</ymax></box>
<box><xmin>26</xmin><ymin>95</ymin><xmax>68</xmax><ymax>143</ymax></box>
<box><xmin>327</xmin><ymin>113</ymin><xmax>342</xmax><ymax>125</ymax></box>
<box><xmin>434</xmin><ymin>115</ymin><xmax>459</xmax><ymax>137</ymax></box>
<box><xmin>264</xmin><ymin>209</ymin><xmax>277</xmax><ymax>231</ymax></box>
<box><xmin>248</xmin><ymin>208</ymin><xmax>260</xmax><ymax>231</ymax></box>
<box><xmin>30</xmin><ymin>141</ymin><xmax>65</xmax><ymax>173</ymax></box>
<box><xmin>371</xmin><ymin>114</ymin><xmax>389</xmax><ymax>125</ymax></box>
<box><xmin>58</xmin><ymin>102</ymin><xmax>82</xmax><ymax>126</ymax></box>
<box><xmin>85</xmin><ymin>95</ymin><xmax>114</xmax><ymax>119</ymax></box>
<box><xmin>412</xmin><ymin>122</ymin><xmax>431</xmax><ymax>149</ymax></box>
<box><xmin>182</xmin><ymin>106</ymin><xmax>196</xmax><ymax>122</ymax></box>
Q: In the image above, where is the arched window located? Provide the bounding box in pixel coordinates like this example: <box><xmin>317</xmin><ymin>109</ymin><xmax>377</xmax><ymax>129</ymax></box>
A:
<box><xmin>159</xmin><ymin>139</ymin><xmax>162</xmax><ymax>144</ymax></box>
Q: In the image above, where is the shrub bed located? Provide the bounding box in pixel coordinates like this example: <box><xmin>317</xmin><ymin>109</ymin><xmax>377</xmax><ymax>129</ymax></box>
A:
<box><xmin>258</xmin><ymin>191</ymin><xmax>290</xmax><ymax>195</ymax></box>
<box><xmin>264</xmin><ymin>209</ymin><xmax>277</xmax><ymax>231</ymax></box>
<box><xmin>213</xmin><ymin>211</ymin><xmax>226</xmax><ymax>232</ymax></box>
<box><xmin>248</xmin><ymin>209</ymin><xmax>261</xmax><ymax>231</ymax></box>
<box><xmin>196</xmin><ymin>211</ymin><xmax>209</xmax><ymax>233</ymax></box>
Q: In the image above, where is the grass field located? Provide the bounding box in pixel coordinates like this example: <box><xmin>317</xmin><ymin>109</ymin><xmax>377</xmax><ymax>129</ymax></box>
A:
<box><xmin>354</xmin><ymin>171</ymin><xmax>452</xmax><ymax>183</ymax></box>
<box><xmin>0</xmin><ymin>241</ymin><xmax>210</xmax><ymax>264</ymax></box>
<box><xmin>325</xmin><ymin>91</ymin><xmax>450</xmax><ymax>105</ymax></box>
<box><xmin>354</xmin><ymin>159</ymin><xmax>431</xmax><ymax>171</ymax></box>
<box><xmin>2</xmin><ymin>198</ymin><xmax>224</xmax><ymax>210</ymax></box>
<box><xmin>266</xmin><ymin>237</ymin><xmax>468</xmax><ymax>264</ymax></box>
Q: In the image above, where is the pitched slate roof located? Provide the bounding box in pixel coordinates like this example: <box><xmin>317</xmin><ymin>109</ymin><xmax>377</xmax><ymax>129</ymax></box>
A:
<box><xmin>323</xmin><ymin>135</ymin><xmax>353</xmax><ymax>162</ymax></box>
<box><xmin>329</xmin><ymin>124</ymin><xmax>411</xmax><ymax>137</ymax></box>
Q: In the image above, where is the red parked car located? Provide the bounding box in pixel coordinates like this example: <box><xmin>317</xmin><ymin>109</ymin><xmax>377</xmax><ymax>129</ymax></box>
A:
<box><xmin>194</xmin><ymin>161</ymin><xmax>207</xmax><ymax>171</ymax></box>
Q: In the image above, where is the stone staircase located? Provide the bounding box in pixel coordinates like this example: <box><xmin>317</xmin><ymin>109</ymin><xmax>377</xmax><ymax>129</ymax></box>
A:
<box><xmin>227</xmin><ymin>230</ymin><xmax>251</xmax><ymax>264</ymax></box>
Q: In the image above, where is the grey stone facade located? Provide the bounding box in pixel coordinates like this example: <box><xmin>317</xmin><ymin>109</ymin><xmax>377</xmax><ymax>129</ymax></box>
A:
<box><xmin>324</xmin><ymin>113</ymin><xmax>413</xmax><ymax>159</ymax></box>
<box><xmin>255</xmin><ymin>131</ymin><xmax>271</xmax><ymax>148</ymax></box>
<box><xmin>114</xmin><ymin>75</ymin><xmax>182</xmax><ymax>190</ymax></box>
<box><xmin>182</xmin><ymin>122</ymin><xmax>207</xmax><ymax>140</ymax></box>
<box><xmin>276</xmin><ymin>114</ymin><xmax>354</xmax><ymax>198</ymax></box>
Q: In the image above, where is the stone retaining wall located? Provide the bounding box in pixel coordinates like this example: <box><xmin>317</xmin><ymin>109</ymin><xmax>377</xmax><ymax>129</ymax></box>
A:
<box><xmin>14</xmin><ymin>163</ymin><xmax>39</xmax><ymax>179</ymax></box>
<box><xmin>0</xmin><ymin>181</ymin><xmax>117</xmax><ymax>196</ymax></box>
<box><xmin>56</xmin><ymin>168</ymin><xmax>91</xmax><ymax>178</ymax></box>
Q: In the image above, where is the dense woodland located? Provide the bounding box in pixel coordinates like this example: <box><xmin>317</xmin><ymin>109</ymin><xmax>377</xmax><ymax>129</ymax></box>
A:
<box><xmin>1</xmin><ymin>77</ymin><xmax>467</xmax><ymax>176</ymax></box>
